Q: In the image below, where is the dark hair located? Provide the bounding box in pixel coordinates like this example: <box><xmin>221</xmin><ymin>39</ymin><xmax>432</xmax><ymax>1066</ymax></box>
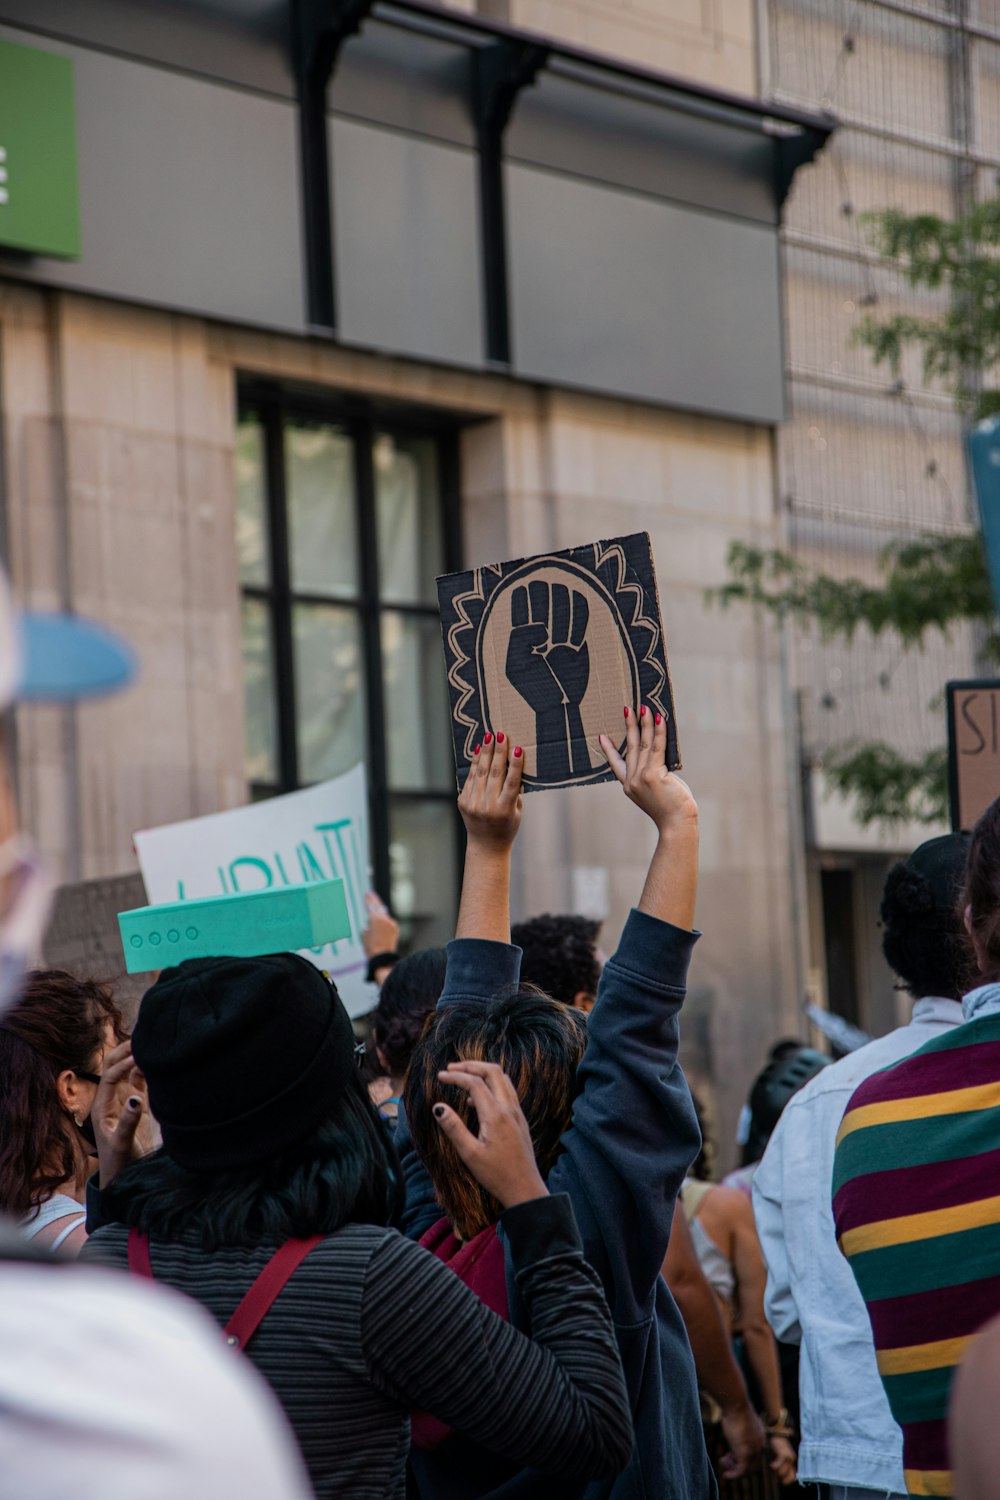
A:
<box><xmin>741</xmin><ymin>1046</ymin><xmax>830</xmax><ymax>1167</ymax></box>
<box><xmin>372</xmin><ymin>948</ymin><xmax>447</xmax><ymax>1078</ymax></box>
<box><xmin>881</xmin><ymin>862</ymin><xmax>967</xmax><ymax>1000</ymax></box>
<box><xmin>964</xmin><ymin>797</ymin><xmax>1000</xmax><ymax>985</ymax></box>
<box><xmin>687</xmin><ymin>1091</ymin><xmax>715</xmax><ymax>1182</ymax></box>
<box><xmin>405</xmin><ymin>987</ymin><xmax>588</xmax><ymax>1241</ymax></box>
<box><xmin>100</xmin><ymin>1071</ymin><xmax>403</xmax><ymax>1251</ymax></box>
<box><xmin>0</xmin><ymin>970</ymin><xmax>125</xmax><ymax>1217</ymax></box>
<box><xmin>510</xmin><ymin>914</ymin><xmax>601</xmax><ymax>1008</ymax></box>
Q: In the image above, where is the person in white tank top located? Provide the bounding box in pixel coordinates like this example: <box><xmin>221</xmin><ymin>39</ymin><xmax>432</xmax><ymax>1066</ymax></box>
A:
<box><xmin>0</xmin><ymin>969</ymin><xmax>144</xmax><ymax>1256</ymax></box>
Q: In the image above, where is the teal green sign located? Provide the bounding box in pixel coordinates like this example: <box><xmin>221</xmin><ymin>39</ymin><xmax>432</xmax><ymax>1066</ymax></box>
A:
<box><xmin>0</xmin><ymin>37</ymin><xmax>80</xmax><ymax>259</ymax></box>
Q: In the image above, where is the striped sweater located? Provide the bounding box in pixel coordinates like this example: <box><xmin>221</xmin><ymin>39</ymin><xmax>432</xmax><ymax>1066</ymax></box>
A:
<box><xmin>81</xmin><ymin>1194</ymin><xmax>632</xmax><ymax>1500</ymax></box>
<box><xmin>832</xmin><ymin>1010</ymin><xmax>1000</xmax><ymax>1499</ymax></box>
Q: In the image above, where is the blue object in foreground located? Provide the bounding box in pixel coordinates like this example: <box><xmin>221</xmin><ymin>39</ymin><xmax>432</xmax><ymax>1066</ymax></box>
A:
<box><xmin>20</xmin><ymin>611</ymin><xmax>137</xmax><ymax>700</ymax></box>
<box><xmin>118</xmin><ymin>879</ymin><xmax>352</xmax><ymax>972</ymax></box>
<box><xmin>969</xmin><ymin>417</ymin><xmax>1000</xmax><ymax>616</ymax></box>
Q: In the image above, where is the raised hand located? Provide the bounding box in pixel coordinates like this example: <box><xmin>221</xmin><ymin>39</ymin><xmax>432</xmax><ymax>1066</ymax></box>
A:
<box><xmin>505</xmin><ymin>580</ymin><xmax>592</xmax><ymax>781</ymax></box>
<box><xmin>599</xmin><ymin>704</ymin><xmax>696</xmax><ymax>835</ymax></box>
<box><xmin>458</xmin><ymin>731</ymin><xmax>523</xmax><ymax>852</ymax></box>
<box><xmin>433</xmin><ymin>1059</ymin><xmax>548</xmax><ymax>1210</ymax></box>
<box><xmin>599</xmin><ymin>704</ymin><xmax>698</xmax><ymax>931</ymax></box>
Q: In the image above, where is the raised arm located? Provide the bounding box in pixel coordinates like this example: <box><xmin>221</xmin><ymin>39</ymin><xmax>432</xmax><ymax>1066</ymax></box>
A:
<box><xmin>598</xmin><ymin>705</ymin><xmax>698</xmax><ymax>928</ymax></box>
<box><xmin>537</xmin><ymin>704</ymin><xmax>702</xmax><ymax>1312</ymax></box>
<box><xmin>454</xmin><ymin>733</ymin><xmax>522</xmax><ymax>943</ymax></box>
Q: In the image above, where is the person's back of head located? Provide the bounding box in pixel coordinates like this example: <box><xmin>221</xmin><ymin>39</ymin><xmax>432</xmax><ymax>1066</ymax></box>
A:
<box><xmin>881</xmin><ymin>830</ymin><xmax>971</xmax><ymax>1001</ymax></box>
<box><xmin>372</xmin><ymin>948</ymin><xmax>447</xmax><ymax>1081</ymax></box>
<box><xmin>405</xmin><ymin>988</ymin><xmax>587</xmax><ymax>1240</ymax></box>
<box><xmin>741</xmin><ymin>1045</ymin><xmax>830</xmax><ymax>1166</ymax></box>
<box><xmin>963</xmin><ymin>798</ymin><xmax>1000</xmax><ymax>986</ymax></box>
<box><xmin>510</xmin><ymin>914</ymin><xmax>601</xmax><ymax>1012</ymax></box>
<box><xmin>0</xmin><ymin>970</ymin><xmax>125</xmax><ymax>1216</ymax></box>
<box><xmin>103</xmin><ymin>952</ymin><xmax>402</xmax><ymax>1249</ymax></box>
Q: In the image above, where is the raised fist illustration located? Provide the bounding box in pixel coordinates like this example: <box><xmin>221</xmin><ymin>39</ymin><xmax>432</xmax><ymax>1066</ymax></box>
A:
<box><xmin>506</xmin><ymin>579</ymin><xmax>593</xmax><ymax>782</ymax></box>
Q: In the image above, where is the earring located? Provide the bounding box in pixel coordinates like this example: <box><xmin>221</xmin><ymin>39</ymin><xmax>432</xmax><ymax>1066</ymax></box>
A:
<box><xmin>72</xmin><ymin>1112</ymin><xmax>82</xmax><ymax>1127</ymax></box>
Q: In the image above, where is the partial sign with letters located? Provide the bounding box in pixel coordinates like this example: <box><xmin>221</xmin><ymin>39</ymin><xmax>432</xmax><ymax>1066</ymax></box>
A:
<box><xmin>947</xmin><ymin>679</ymin><xmax>1000</xmax><ymax>831</ymax></box>
<box><xmin>437</xmin><ymin>532</ymin><xmax>678</xmax><ymax>793</ymax></box>
<box><xmin>134</xmin><ymin>764</ymin><xmax>374</xmax><ymax>1016</ymax></box>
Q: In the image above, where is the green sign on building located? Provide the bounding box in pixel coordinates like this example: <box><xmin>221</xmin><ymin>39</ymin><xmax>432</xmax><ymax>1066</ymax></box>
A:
<box><xmin>0</xmin><ymin>37</ymin><xmax>81</xmax><ymax>259</ymax></box>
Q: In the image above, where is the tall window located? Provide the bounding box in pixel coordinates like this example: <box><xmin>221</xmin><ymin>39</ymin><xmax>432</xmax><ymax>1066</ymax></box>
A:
<box><xmin>235</xmin><ymin>385</ymin><xmax>463</xmax><ymax>948</ymax></box>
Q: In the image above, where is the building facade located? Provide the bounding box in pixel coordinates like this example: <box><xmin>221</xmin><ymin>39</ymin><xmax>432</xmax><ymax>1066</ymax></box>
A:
<box><xmin>1</xmin><ymin>0</ymin><xmax>852</xmax><ymax>1151</ymax></box>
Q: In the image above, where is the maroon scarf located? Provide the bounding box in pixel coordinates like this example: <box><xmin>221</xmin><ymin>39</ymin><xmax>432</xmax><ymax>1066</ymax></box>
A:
<box><xmin>409</xmin><ymin>1216</ymin><xmax>509</xmax><ymax>1450</ymax></box>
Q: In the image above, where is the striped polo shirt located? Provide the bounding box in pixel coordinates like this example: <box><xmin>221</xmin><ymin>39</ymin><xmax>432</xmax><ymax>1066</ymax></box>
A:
<box><xmin>832</xmin><ymin>1011</ymin><xmax>1000</xmax><ymax>1499</ymax></box>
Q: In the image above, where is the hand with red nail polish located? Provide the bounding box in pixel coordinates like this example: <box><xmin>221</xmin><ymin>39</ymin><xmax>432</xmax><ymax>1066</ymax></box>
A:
<box><xmin>598</xmin><ymin>692</ymin><xmax>696</xmax><ymax>839</ymax></box>
<box><xmin>457</xmin><ymin>722</ymin><xmax>523</xmax><ymax>859</ymax></box>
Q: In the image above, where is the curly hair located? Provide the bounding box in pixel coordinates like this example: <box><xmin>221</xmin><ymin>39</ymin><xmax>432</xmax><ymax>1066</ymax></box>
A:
<box><xmin>881</xmin><ymin>856</ymin><xmax>967</xmax><ymax>1000</ymax></box>
<box><xmin>0</xmin><ymin>970</ymin><xmax>125</xmax><ymax>1218</ymax></box>
<box><xmin>372</xmin><ymin>948</ymin><xmax>447</xmax><ymax>1079</ymax></box>
<box><xmin>510</xmin><ymin>914</ymin><xmax>601</xmax><ymax>1009</ymax></box>
<box><xmin>405</xmin><ymin>987</ymin><xmax>588</xmax><ymax>1241</ymax></box>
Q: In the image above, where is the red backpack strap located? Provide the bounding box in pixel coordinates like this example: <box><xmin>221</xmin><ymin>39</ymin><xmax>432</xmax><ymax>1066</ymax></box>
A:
<box><xmin>127</xmin><ymin>1227</ymin><xmax>154</xmax><ymax>1279</ymax></box>
<box><xmin>224</xmin><ymin>1237</ymin><xmax>323</xmax><ymax>1351</ymax></box>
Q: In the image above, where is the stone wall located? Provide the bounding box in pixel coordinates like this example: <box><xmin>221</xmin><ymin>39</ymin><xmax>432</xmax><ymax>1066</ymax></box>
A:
<box><xmin>0</xmin><ymin>282</ymin><xmax>799</xmax><ymax>1153</ymax></box>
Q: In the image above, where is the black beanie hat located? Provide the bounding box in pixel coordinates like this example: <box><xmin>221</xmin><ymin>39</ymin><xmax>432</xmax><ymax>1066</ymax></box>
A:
<box><xmin>132</xmin><ymin>953</ymin><xmax>356</xmax><ymax>1172</ymax></box>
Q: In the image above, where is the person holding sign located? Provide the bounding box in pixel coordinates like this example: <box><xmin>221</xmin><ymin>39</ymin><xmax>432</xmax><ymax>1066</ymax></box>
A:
<box><xmin>399</xmin><ymin>710</ymin><xmax>712</xmax><ymax>1499</ymax></box>
<box><xmin>81</xmin><ymin>948</ymin><xmax>633</xmax><ymax>1500</ymax></box>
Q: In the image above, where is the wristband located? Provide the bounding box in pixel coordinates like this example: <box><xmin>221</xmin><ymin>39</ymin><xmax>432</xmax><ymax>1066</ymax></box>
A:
<box><xmin>764</xmin><ymin>1408</ymin><xmax>793</xmax><ymax>1440</ymax></box>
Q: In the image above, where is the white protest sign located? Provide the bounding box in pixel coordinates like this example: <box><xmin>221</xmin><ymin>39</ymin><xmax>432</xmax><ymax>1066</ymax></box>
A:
<box><xmin>134</xmin><ymin>764</ymin><xmax>374</xmax><ymax>1017</ymax></box>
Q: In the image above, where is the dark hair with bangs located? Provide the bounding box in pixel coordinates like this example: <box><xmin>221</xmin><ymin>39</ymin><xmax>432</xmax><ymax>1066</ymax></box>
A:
<box><xmin>0</xmin><ymin>970</ymin><xmax>126</xmax><ymax>1218</ymax></box>
<box><xmin>100</xmin><ymin>1071</ymin><xmax>404</xmax><ymax>1252</ymax></box>
<box><xmin>404</xmin><ymin>986</ymin><xmax>587</xmax><ymax>1241</ymax></box>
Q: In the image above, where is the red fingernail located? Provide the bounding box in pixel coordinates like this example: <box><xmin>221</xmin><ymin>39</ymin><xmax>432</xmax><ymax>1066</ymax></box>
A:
<box><xmin>473</xmin><ymin>744</ymin><xmax>481</xmax><ymax>755</ymax></box>
<box><xmin>624</xmin><ymin>706</ymin><xmax>629</xmax><ymax>718</ymax></box>
<box><xmin>640</xmin><ymin>705</ymin><xmax>646</xmax><ymax>718</ymax></box>
<box><xmin>655</xmin><ymin>713</ymin><xmax>662</xmax><ymax>725</ymax></box>
<box><xmin>484</xmin><ymin>733</ymin><xmax>493</xmax><ymax>744</ymax></box>
<box><xmin>497</xmin><ymin>731</ymin><xmax>504</xmax><ymax>744</ymax></box>
<box><xmin>514</xmin><ymin>746</ymin><xmax>522</xmax><ymax>758</ymax></box>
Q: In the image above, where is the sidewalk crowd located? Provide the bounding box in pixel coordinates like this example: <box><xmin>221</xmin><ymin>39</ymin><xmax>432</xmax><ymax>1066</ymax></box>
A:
<box><xmin>1</xmin><ymin>562</ymin><xmax>999</xmax><ymax>1500</ymax></box>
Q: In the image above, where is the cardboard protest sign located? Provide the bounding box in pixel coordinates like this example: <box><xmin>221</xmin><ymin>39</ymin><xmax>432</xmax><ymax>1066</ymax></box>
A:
<box><xmin>134</xmin><ymin>763</ymin><xmax>374</xmax><ymax>1016</ymax></box>
<box><xmin>437</xmin><ymin>532</ymin><xmax>677</xmax><ymax>792</ymax></box>
<box><xmin>43</xmin><ymin>873</ymin><xmax>155</xmax><ymax>1016</ymax></box>
<box><xmin>947</xmin><ymin>679</ymin><xmax>1000</xmax><ymax>831</ymax></box>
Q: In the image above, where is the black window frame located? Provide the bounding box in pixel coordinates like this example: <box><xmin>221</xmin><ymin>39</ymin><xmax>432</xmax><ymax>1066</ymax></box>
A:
<box><xmin>237</xmin><ymin>377</ymin><xmax>465</xmax><ymax>924</ymax></box>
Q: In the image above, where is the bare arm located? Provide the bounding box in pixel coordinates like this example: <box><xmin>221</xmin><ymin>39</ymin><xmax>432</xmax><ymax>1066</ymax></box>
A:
<box><xmin>454</xmin><ymin>734</ymin><xmax>523</xmax><ymax>943</ymax></box>
<box><xmin>599</xmin><ymin>706</ymin><xmax>698</xmax><ymax>931</ymax></box>
<box><xmin>702</xmin><ymin>1188</ymin><xmax>797</xmax><ymax>1486</ymax></box>
<box><xmin>663</xmin><ymin>1212</ymin><xmax>765</xmax><ymax>1480</ymax></box>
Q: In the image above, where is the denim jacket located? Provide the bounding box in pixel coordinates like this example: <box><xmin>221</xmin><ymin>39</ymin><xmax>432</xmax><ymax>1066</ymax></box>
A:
<box><xmin>396</xmin><ymin>910</ymin><xmax>714</xmax><ymax>1500</ymax></box>
<box><xmin>753</xmin><ymin>997</ymin><xmax>962</xmax><ymax>1493</ymax></box>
